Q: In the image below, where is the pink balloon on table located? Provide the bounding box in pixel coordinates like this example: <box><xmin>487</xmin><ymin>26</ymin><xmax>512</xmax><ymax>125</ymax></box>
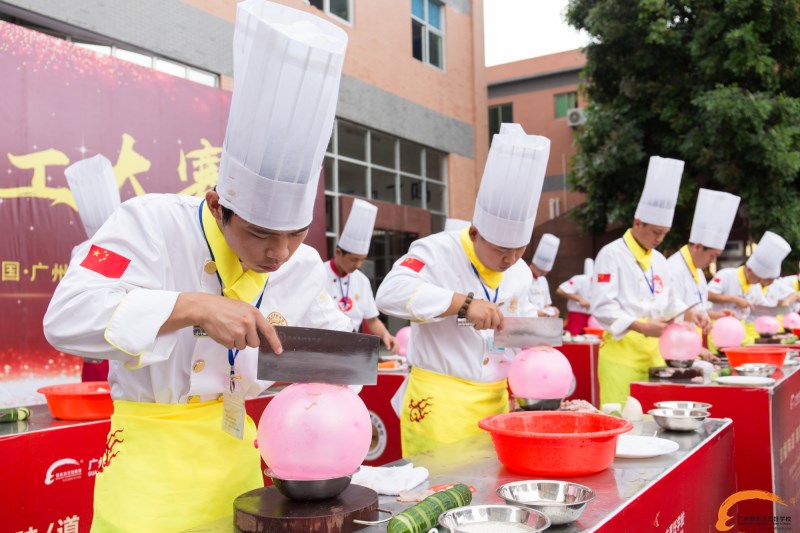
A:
<box><xmin>782</xmin><ymin>312</ymin><xmax>800</xmax><ymax>330</ymax></box>
<box><xmin>658</xmin><ymin>322</ymin><xmax>702</xmax><ymax>360</ymax></box>
<box><xmin>587</xmin><ymin>316</ymin><xmax>602</xmax><ymax>330</ymax></box>
<box><xmin>710</xmin><ymin>316</ymin><xmax>745</xmax><ymax>348</ymax></box>
<box><xmin>508</xmin><ymin>346</ymin><xmax>573</xmax><ymax>399</ymax></box>
<box><xmin>754</xmin><ymin>315</ymin><xmax>780</xmax><ymax>335</ymax></box>
<box><xmin>257</xmin><ymin>383</ymin><xmax>371</xmax><ymax>480</ymax></box>
<box><xmin>395</xmin><ymin>326</ymin><xmax>411</xmax><ymax>356</ymax></box>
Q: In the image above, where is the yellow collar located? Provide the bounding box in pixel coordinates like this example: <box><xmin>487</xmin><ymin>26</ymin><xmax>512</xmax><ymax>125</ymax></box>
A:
<box><xmin>459</xmin><ymin>227</ymin><xmax>503</xmax><ymax>290</ymax></box>
<box><xmin>737</xmin><ymin>266</ymin><xmax>751</xmax><ymax>295</ymax></box>
<box><xmin>623</xmin><ymin>229</ymin><xmax>652</xmax><ymax>271</ymax></box>
<box><xmin>680</xmin><ymin>245</ymin><xmax>700</xmax><ymax>284</ymax></box>
<box><xmin>201</xmin><ymin>202</ymin><xmax>269</xmax><ymax>303</ymax></box>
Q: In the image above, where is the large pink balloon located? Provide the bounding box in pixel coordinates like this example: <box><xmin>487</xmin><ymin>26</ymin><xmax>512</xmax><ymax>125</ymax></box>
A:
<box><xmin>395</xmin><ymin>326</ymin><xmax>411</xmax><ymax>356</ymax></box>
<box><xmin>783</xmin><ymin>312</ymin><xmax>800</xmax><ymax>330</ymax></box>
<box><xmin>257</xmin><ymin>383</ymin><xmax>371</xmax><ymax>480</ymax></box>
<box><xmin>754</xmin><ymin>316</ymin><xmax>780</xmax><ymax>335</ymax></box>
<box><xmin>587</xmin><ymin>316</ymin><xmax>602</xmax><ymax>329</ymax></box>
<box><xmin>658</xmin><ymin>322</ymin><xmax>702</xmax><ymax>360</ymax></box>
<box><xmin>710</xmin><ymin>316</ymin><xmax>745</xmax><ymax>348</ymax></box>
<box><xmin>508</xmin><ymin>347</ymin><xmax>573</xmax><ymax>399</ymax></box>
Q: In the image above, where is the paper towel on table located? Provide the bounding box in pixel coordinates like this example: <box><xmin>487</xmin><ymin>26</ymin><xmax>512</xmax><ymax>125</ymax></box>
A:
<box><xmin>352</xmin><ymin>463</ymin><xmax>429</xmax><ymax>495</ymax></box>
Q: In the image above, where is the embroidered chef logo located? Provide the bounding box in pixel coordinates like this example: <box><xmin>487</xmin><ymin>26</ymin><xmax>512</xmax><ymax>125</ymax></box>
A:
<box><xmin>408</xmin><ymin>396</ymin><xmax>432</xmax><ymax>423</ymax></box>
<box><xmin>653</xmin><ymin>275</ymin><xmax>664</xmax><ymax>294</ymax></box>
<box><xmin>509</xmin><ymin>297</ymin><xmax>518</xmax><ymax>312</ymax></box>
<box><xmin>338</xmin><ymin>297</ymin><xmax>353</xmax><ymax>312</ymax></box>
<box><xmin>267</xmin><ymin>312</ymin><xmax>287</xmax><ymax>326</ymax></box>
<box><xmin>715</xmin><ymin>490</ymin><xmax>791</xmax><ymax>531</ymax></box>
<box><xmin>99</xmin><ymin>429</ymin><xmax>124</xmax><ymax>473</ymax></box>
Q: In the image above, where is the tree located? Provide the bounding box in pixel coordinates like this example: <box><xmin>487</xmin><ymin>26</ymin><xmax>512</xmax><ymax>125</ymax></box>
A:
<box><xmin>566</xmin><ymin>0</ymin><xmax>800</xmax><ymax>267</ymax></box>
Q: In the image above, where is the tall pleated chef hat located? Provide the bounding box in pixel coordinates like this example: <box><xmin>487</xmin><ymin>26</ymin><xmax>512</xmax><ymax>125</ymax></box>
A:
<box><xmin>633</xmin><ymin>156</ymin><xmax>684</xmax><ymax>227</ymax></box>
<box><xmin>584</xmin><ymin>258</ymin><xmax>594</xmax><ymax>277</ymax></box>
<box><xmin>473</xmin><ymin>123</ymin><xmax>550</xmax><ymax>248</ymax></box>
<box><xmin>337</xmin><ymin>199</ymin><xmax>378</xmax><ymax>255</ymax></box>
<box><xmin>64</xmin><ymin>154</ymin><xmax>120</xmax><ymax>239</ymax></box>
<box><xmin>746</xmin><ymin>231</ymin><xmax>791</xmax><ymax>279</ymax></box>
<box><xmin>444</xmin><ymin>218</ymin><xmax>471</xmax><ymax>232</ymax></box>
<box><xmin>532</xmin><ymin>233</ymin><xmax>560</xmax><ymax>272</ymax></box>
<box><xmin>216</xmin><ymin>0</ymin><xmax>347</xmax><ymax>230</ymax></box>
<box><xmin>689</xmin><ymin>189</ymin><xmax>741</xmax><ymax>250</ymax></box>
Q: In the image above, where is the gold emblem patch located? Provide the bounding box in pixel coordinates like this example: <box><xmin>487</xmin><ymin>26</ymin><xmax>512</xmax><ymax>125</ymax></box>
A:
<box><xmin>267</xmin><ymin>312</ymin><xmax>288</xmax><ymax>326</ymax></box>
<box><xmin>509</xmin><ymin>298</ymin><xmax>518</xmax><ymax>312</ymax></box>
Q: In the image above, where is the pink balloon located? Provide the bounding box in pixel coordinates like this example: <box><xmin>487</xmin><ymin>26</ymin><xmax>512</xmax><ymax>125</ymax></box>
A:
<box><xmin>257</xmin><ymin>383</ymin><xmax>371</xmax><ymax>480</ymax></box>
<box><xmin>395</xmin><ymin>326</ymin><xmax>411</xmax><ymax>356</ymax></box>
<box><xmin>710</xmin><ymin>316</ymin><xmax>745</xmax><ymax>348</ymax></box>
<box><xmin>754</xmin><ymin>316</ymin><xmax>781</xmax><ymax>335</ymax></box>
<box><xmin>783</xmin><ymin>312</ymin><xmax>800</xmax><ymax>330</ymax></box>
<box><xmin>658</xmin><ymin>322</ymin><xmax>702</xmax><ymax>360</ymax></box>
<box><xmin>587</xmin><ymin>316</ymin><xmax>602</xmax><ymax>329</ymax></box>
<box><xmin>508</xmin><ymin>347</ymin><xmax>573</xmax><ymax>399</ymax></box>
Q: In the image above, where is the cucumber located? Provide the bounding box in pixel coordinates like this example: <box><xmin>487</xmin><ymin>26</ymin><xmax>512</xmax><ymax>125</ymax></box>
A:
<box><xmin>387</xmin><ymin>484</ymin><xmax>472</xmax><ymax>533</ymax></box>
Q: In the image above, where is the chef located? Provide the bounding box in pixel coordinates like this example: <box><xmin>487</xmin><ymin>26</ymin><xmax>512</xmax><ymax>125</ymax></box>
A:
<box><xmin>556</xmin><ymin>258</ymin><xmax>594</xmax><ymax>335</ymax></box>
<box><xmin>528</xmin><ymin>233</ymin><xmax>560</xmax><ymax>317</ymax></box>
<box><xmin>376</xmin><ymin>123</ymin><xmax>546</xmax><ymax>456</ymax></box>
<box><xmin>326</xmin><ymin>199</ymin><xmax>398</xmax><ymax>353</ymax></box>
<box><xmin>666</xmin><ymin>189</ymin><xmax>740</xmax><ymax>360</ymax></box>
<box><xmin>43</xmin><ymin>2</ymin><xmax>351</xmax><ymax>531</ymax></box>
<box><xmin>708</xmin><ymin>231</ymin><xmax>791</xmax><ymax>344</ymax></box>
<box><xmin>764</xmin><ymin>270</ymin><xmax>800</xmax><ymax>311</ymax></box>
<box><xmin>591</xmin><ymin>156</ymin><xmax>707</xmax><ymax>405</ymax></box>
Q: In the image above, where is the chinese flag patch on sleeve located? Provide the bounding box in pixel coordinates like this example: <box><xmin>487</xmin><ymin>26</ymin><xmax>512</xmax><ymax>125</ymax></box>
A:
<box><xmin>597</xmin><ymin>273</ymin><xmax>611</xmax><ymax>283</ymax></box>
<box><xmin>400</xmin><ymin>257</ymin><xmax>425</xmax><ymax>273</ymax></box>
<box><xmin>80</xmin><ymin>245</ymin><xmax>131</xmax><ymax>279</ymax></box>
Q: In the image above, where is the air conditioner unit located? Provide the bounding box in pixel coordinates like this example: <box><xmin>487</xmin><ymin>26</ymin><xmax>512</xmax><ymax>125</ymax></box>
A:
<box><xmin>566</xmin><ymin>107</ymin><xmax>585</xmax><ymax>127</ymax></box>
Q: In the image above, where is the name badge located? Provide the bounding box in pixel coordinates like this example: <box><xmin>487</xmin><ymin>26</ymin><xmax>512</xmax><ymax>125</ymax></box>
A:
<box><xmin>222</xmin><ymin>392</ymin><xmax>246</xmax><ymax>440</ymax></box>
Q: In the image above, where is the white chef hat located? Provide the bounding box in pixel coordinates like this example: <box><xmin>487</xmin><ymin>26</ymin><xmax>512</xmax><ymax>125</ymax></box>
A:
<box><xmin>689</xmin><ymin>189</ymin><xmax>740</xmax><ymax>250</ymax></box>
<box><xmin>746</xmin><ymin>231</ymin><xmax>791</xmax><ymax>279</ymax></box>
<box><xmin>473</xmin><ymin>123</ymin><xmax>549</xmax><ymax>248</ymax></box>
<box><xmin>337</xmin><ymin>199</ymin><xmax>378</xmax><ymax>255</ymax></box>
<box><xmin>64</xmin><ymin>154</ymin><xmax>120</xmax><ymax>239</ymax></box>
<box><xmin>532</xmin><ymin>233</ymin><xmax>560</xmax><ymax>272</ymax></box>
<box><xmin>633</xmin><ymin>156</ymin><xmax>684</xmax><ymax>227</ymax></box>
<box><xmin>444</xmin><ymin>218</ymin><xmax>471</xmax><ymax>232</ymax></box>
<box><xmin>584</xmin><ymin>258</ymin><xmax>594</xmax><ymax>277</ymax></box>
<box><xmin>216</xmin><ymin>0</ymin><xmax>347</xmax><ymax>231</ymax></box>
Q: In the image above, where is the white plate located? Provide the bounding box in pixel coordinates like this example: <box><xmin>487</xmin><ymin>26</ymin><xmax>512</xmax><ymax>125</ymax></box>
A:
<box><xmin>784</xmin><ymin>359</ymin><xmax>799</xmax><ymax>366</ymax></box>
<box><xmin>615</xmin><ymin>435</ymin><xmax>680</xmax><ymax>459</ymax></box>
<box><xmin>714</xmin><ymin>375</ymin><xmax>776</xmax><ymax>386</ymax></box>
<box><xmin>378</xmin><ymin>362</ymin><xmax>409</xmax><ymax>373</ymax></box>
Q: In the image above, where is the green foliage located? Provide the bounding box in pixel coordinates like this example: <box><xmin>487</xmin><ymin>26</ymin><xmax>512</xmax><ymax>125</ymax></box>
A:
<box><xmin>566</xmin><ymin>0</ymin><xmax>800</xmax><ymax>267</ymax></box>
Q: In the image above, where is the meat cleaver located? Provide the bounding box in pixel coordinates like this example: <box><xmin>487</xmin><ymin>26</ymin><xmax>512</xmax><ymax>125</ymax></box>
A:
<box><xmin>492</xmin><ymin>316</ymin><xmax>563</xmax><ymax>348</ymax></box>
<box><xmin>257</xmin><ymin>326</ymin><xmax>379</xmax><ymax>385</ymax></box>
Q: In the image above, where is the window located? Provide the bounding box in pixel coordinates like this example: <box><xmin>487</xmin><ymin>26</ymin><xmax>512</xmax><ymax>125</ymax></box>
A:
<box><xmin>307</xmin><ymin>0</ymin><xmax>352</xmax><ymax>24</ymax></box>
<box><xmin>411</xmin><ymin>0</ymin><xmax>444</xmax><ymax>69</ymax></box>
<box><xmin>549</xmin><ymin>197</ymin><xmax>561</xmax><ymax>219</ymax></box>
<box><xmin>555</xmin><ymin>92</ymin><xmax>578</xmax><ymax>119</ymax></box>
<box><xmin>488</xmin><ymin>103</ymin><xmax>513</xmax><ymax>141</ymax></box>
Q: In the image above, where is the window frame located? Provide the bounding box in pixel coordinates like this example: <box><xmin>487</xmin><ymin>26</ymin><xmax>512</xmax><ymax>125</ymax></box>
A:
<box><xmin>554</xmin><ymin>92</ymin><xmax>578</xmax><ymax>119</ymax></box>
<box><xmin>488</xmin><ymin>103</ymin><xmax>513</xmax><ymax>141</ymax></box>
<box><xmin>306</xmin><ymin>0</ymin><xmax>354</xmax><ymax>26</ymax></box>
<box><xmin>411</xmin><ymin>0</ymin><xmax>446</xmax><ymax>70</ymax></box>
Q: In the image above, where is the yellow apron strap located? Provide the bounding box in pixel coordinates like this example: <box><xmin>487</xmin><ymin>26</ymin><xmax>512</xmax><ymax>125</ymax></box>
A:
<box><xmin>91</xmin><ymin>399</ymin><xmax>262</xmax><ymax>533</ymax></box>
<box><xmin>400</xmin><ymin>367</ymin><xmax>508</xmax><ymax>457</ymax></box>
<box><xmin>598</xmin><ymin>330</ymin><xmax>662</xmax><ymax>405</ymax></box>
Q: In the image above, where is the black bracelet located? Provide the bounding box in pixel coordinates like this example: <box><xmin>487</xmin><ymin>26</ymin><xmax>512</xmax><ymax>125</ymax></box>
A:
<box><xmin>458</xmin><ymin>291</ymin><xmax>474</xmax><ymax>320</ymax></box>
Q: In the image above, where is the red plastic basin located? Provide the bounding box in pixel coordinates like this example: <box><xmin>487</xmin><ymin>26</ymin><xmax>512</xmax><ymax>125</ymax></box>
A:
<box><xmin>583</xmin><ymin>327</ymin><xmax>605</xmax><ymax>337</ymax></box>
<box><xmin>722</xmin><ymin>346</ymin><xmax>792</xmax><ymax>368</ymax></box>
<box><xmin>479</xmin><ymin>411</ymin><xmax>632</xmax><ymax>477</ymax></box>
<box><xmin>37</xmin><ymin>381</ymin><xmax>113</xmax><ymax>420</ymax></box>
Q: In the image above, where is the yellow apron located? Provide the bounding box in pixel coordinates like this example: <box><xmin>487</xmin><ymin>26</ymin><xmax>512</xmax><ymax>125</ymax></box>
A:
<box><xmin>92</xmin><ymin>399</ymin><xmax>262</xmax><ymax>532</ymax></box>
<box><xmin>400</xmin><ymin>367</ymin><xmax>508</xmax><ymax>457</ymax></box>
<box><xmin>598</xmin><ymin>330</ymin><xmax>663</xmax><ymax>405</ymax></box>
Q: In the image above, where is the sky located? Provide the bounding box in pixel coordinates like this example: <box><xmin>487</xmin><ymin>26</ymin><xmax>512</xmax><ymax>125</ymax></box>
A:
<box><xmin>483</xmin><ymin>0</ymin><xmax>590</xmax><ymax>66</ymax></box>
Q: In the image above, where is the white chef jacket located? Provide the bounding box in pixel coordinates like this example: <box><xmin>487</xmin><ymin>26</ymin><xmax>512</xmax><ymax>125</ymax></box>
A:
<box><xmin>706</xmin><ymin>267</ymin><xmax>765</xmax><ymax>321</ymax></box>
<box><xmin>43</xmin><ymin>194</ymin><xmax>352</xmax><ymax>404</ymax></box>
<box><xmin>324</xmin><ymin>261</ymin><xmax>379</xmax><ymax>331</ymax></box>
<box><xmin>591</xmin><ymin>237</ymin><xmax>685</xmax><ymax>340</ymax></box>
<box><xmin>375</xmin><ymin>231</ymin><xmax>535</xmax><ymax>383</ymax></box>
<box><xmin>558</xmin><ymin>274</ymin><xmax>591</xmax><ymax>314</ymax></box>
<box><xmin>765</xmin><ymin>275</ymin><xmax>799</xmax><ymax>310</ymax></box>
<box><xmin>666</xmin><ymin>251</ymin><xmax>710</xmax><ymax>313</ymax></box>
<box><xmin>528</xmin><ymin>275</ymin><xmax>552</xmax><ymax>312</ymax></box>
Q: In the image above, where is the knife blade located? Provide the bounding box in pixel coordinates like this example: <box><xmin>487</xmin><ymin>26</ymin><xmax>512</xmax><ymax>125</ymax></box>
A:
<box><xmin>664</xmin><ymin>302</ymin><xmax>701</xmax><ymax>324</ymax></box>
<box><xmin>257</xmin><ymin>326</ymin><xmax>379</xmax><ymax>385</ymax></box>
<box><xmin>492</xmin><ymin>316</ymin><xmax>563</xmax><ymax>348</ymax></box>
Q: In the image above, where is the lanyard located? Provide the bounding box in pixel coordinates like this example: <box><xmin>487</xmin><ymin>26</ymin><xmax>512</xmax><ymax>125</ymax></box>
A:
<box><xmin>471</xmin><ymin>264</ymin><xmax>499</xmax><ymax>303</ymax></box>
<box><xmin>623</xmin><ymin>238</ymin><xmax>656</xmax><ymax>295</ymax></box>
<box><xmin>681</xmin><ymin>253</ymin><xmax>704</xmax><ymax>305</ymax></box>
<box><xmin>198</xmin><ymin>201</ymin><xmax>269</xmax><ymax>391</ymax></box>
<box><xmin>331</xmin><ymin>260</ymin><xmax>351</xmax><ymax>308</ymax></box>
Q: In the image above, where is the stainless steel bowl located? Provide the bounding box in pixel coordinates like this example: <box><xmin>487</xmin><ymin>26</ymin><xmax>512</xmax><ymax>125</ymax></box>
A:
<box><xmin>266</xmin><ymin>469</ymin><xmax>355</xmax><ymax>501</ymax></box>
<box><xmin>733</xmin><ymin>363</ymin><xmax>777</xmax><ymax>377</ymax></box>
<box><xmin>516</xmin><ymin>397</ymin><xmax>562</xmax><ymax>411</ymax></box>
<box><xmin>648</xmin><ymin>408</ymin><xmax>708</xmax><ymax>432</ymax></box>
<box><xmin>496</xmin><ymin>480</ymin><xmax>595</xmax><ymax>525</ymax></box>
<box><xmin>654</xmin><ymin>401</ymin><xmax>713</xmax><ymax>411</ymax></box>
<box><xmin>439</xmin><ymin>504</ymin><xmax>550</xmax><ymax>533</ymax></box>
<box><xmin>664</xmin><ymin>359</ymin><xmax>695</xmax><ymax>368</ymax></box>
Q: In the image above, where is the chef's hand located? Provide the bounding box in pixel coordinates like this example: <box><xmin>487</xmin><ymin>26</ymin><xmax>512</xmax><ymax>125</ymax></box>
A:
<box><xmin>382</xmin><ymin>333</ymin><xmax>400</xmax><ymax>355</ymax></box>
<box><xmin>733</xmin><ymin>296</ymin><xmax>752</xmax><ymax>309</ymax></box>
<box><xmin>577</xmin><ymin>296</ymin><xmax>590</xmax><ymax>309</ymax></box>
<box><xmin>632</xmin><ymin>319</ymin><xmax>668</xmax><ymax>338</ymax></box>
<box><xmin>467</xmin><ymin>299</ymin><xmax>504</xmax><ymax>330</ymax></box>
<box><xmin>536</xmin><ymin>306</ymin><xmax>559</xmax><ymax>317</ymax></box>
<box><xmin>698</xmin><ymin>348</ymin><xmax>720</xmax><ymax>363</ymax></box>
<box><xmin>687</xmin><ymin>310</ymin><xmax>711</xmax><ymax>333</ymax></box>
